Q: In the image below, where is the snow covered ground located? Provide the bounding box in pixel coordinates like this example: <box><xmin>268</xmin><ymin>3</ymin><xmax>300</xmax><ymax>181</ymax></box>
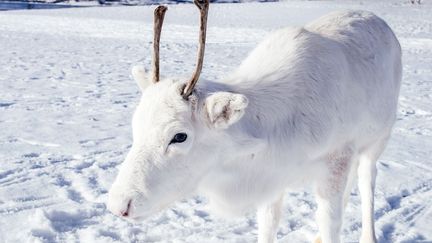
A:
<box><xmin>0</xmin><ymin>1</ymin><xmax>431</xmax><ymax>242</ymax></box>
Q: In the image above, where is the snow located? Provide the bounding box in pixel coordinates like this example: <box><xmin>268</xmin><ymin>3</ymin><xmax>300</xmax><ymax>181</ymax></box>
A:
<box><xmin>0</xmin><ymin>1</ymin><xmax>431</xmax><ymax>242</ymax></box>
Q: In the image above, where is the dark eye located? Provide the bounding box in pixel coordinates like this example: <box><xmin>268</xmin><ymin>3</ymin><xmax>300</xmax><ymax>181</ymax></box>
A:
<box><xmin>170</xmin><ymin>133</ymin><xmax>188</xmax><ymax>144</ymax></box>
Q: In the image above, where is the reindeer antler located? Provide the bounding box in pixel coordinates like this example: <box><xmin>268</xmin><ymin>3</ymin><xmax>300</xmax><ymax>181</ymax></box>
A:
<box><xmin>182</xmin><ymin>0</ymin><xmax>210</xmax><ymax>99</ymax></box>
<box><xmin>152</xmin><ymin>6</ymin><xmax>168</xmax><ymax>83</ymax></box>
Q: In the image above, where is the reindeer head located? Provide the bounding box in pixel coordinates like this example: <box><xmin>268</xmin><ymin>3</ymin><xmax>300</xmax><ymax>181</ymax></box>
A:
<box><xmin>107</xmin><ymin>0</ymin><xmax>251</xmax><ymax>221</ymax></box>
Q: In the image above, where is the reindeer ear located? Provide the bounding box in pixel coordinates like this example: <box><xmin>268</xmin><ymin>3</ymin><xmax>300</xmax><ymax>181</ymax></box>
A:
<box><xmin>131</xmin><ymin>65</ymin><xmax>151</xmax><ymax>91</ymax></box>
<box><xmin>204</xmin><ymin>92</ymin><xmax>248</xmax><ymax>129</ymax></box>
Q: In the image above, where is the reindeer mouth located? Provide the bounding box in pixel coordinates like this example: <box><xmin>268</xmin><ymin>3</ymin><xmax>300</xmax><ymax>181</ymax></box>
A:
<box><xmin>121</xmin><ymin>200</ymin><xmax>131</xmax><ymax>217</ymax></box>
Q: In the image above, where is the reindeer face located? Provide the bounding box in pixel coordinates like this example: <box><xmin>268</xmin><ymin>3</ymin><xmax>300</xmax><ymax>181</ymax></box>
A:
<box><xmin>107</xmin><ymin>77</ymin><xmax>203</xmax><ymax>221</ymax></box>
<box><xmin>107</xmin><ymin>73</ymin><xmax>249</xmax><ymax>221</ymax></box>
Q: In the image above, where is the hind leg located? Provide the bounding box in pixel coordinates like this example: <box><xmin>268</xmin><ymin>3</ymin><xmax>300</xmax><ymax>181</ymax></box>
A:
<box><xmin>358</xmin><ymin>154</ymin><xmax>377</xmax><ymax>243</ymax></box>
<box><xmin>314</xmin><ymin>149</ymin><xmax>355</xmax><ymax>243</ymax></box>
<box><xmin>314</xmin><ymin>155</ymin><xmax>358</xmax><ymax>243</ymax></box>
<box><xmin>358</xmin><ymin>138</ymin><xmax>388</xmax><ymax>243</ymax></box>
<box><xmin>344</xmin><ymin>157</ymin><xmax>359</xmax><ymax>209</ymax></box>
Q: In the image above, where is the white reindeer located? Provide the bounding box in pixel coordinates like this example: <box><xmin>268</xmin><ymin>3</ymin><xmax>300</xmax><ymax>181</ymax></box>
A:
<box><xmin>107</xmin><ymin>1</ymin><xmax>402</xmax><ymax>242</ymax></box>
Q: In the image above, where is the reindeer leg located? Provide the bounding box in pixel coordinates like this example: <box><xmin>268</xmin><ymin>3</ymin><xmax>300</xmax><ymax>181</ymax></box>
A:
<box><xmin>358</xmin><ymin>153</ymin><xmax>378</xmax><ymax>243</ymax></box>
<box><xmin>257</xmin><ymin>194</ymin><xmax>284</xmax><ymax>243</ymax></box>
<box><xmin>314</xmin><ymin>151</ymin><xmax>353</xmax><ymax>243</ymax></box>
<box><xmin>357</xmin><ymin>137</ymin><xmax>388</xmax><ymax>243</ymax></box>
<box><xmin>357</xmin><ymin>136</ymin><xmax>391</xmax><ymax>243</ymax></box>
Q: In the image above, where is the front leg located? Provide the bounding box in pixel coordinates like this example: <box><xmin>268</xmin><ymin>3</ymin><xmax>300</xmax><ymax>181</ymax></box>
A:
<box><xmin>257</xmin><ymin>194</ymin><xmax>284</xmax><ymax>243</ymax></box>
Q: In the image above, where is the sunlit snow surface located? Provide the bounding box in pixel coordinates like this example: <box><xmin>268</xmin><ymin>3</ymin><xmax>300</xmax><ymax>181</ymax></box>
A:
<box><xmin>0</xmin><ymin>1</ymin><xmax>431</xmax><ymax>242</ymax></box>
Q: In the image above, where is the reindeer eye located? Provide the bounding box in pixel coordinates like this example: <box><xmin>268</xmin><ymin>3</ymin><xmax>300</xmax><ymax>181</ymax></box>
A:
<box><xmin>170</xmin><ymin>133</ymin><xmax>188</xmax><ymax>144</ymax></box>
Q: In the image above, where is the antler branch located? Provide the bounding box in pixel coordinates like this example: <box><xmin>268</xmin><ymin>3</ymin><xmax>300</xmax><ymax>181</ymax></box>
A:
<box><xmin>182</xmin><ymin>0</ymin><xmax>210</xmax><ymax>99</ymax></box>
<box><xmin>152</xmin><ymin>6</ymin><xmax>168</xmax><ymax>83</ymax></box>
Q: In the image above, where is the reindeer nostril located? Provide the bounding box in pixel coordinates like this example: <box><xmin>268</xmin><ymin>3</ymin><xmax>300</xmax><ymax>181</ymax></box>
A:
<box><xmin>121</xmin><ymin>200</ymin><xmax>131</xmax><ymax>217</ymax></box>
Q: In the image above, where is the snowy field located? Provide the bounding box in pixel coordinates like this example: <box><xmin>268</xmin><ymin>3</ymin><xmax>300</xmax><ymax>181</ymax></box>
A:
<box><xmin>0</xmin><ymin>1</ymin><xmax>431</xmax><ymax>242</ymax></box>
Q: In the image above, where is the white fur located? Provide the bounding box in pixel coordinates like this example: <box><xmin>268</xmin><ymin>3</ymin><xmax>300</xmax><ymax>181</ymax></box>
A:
<box><xmin>107</xmin><ymin>10</ymin><xmax>401</xmax><ymax>243</ymax></box>
<box><xmin>205</xmin><ymin>92</ymin><xmax>249</xmax><ymax>129</ymax></box>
